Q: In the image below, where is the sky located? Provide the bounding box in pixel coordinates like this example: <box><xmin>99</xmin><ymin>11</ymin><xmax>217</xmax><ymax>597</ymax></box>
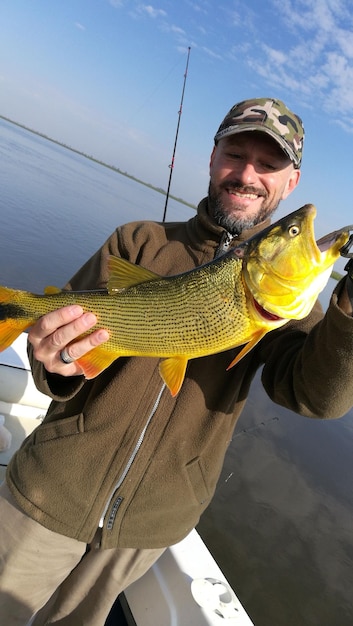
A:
<box><xmin>1</xmin><ymin>0</ymin><xmax>353</xmax><ymax>241</ymax></box>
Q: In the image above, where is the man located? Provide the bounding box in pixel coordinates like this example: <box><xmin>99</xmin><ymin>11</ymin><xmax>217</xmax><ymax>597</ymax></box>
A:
<box><xmin>1</xmin><ymin>98</ymin><xmax>353</xmax><ymax>626</ymax></box>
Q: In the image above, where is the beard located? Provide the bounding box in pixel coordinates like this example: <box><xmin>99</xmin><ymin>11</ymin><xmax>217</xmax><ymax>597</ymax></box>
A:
<box><xmin>208</xmin><ymin>180</ymin><xmax>279</xmax><ymax>235</ymax></box>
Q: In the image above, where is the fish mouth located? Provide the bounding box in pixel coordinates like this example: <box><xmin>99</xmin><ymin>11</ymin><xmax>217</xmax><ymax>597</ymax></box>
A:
<box><xmin>252</xmin><ymin>297</ymin><xmax>283</xmax><ymax>321</ymax></box>
<box><xmin>316</xmin><ymin>225</ymin><xmax>353</xmax><ymax>255</ymax></box>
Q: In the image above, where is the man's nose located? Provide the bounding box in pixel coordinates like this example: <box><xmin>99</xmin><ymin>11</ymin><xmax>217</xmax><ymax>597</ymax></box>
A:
<box><xmin>236</xmin><ymin>161</ymin><xmax>257</xmax><ymax>185</ymax></box>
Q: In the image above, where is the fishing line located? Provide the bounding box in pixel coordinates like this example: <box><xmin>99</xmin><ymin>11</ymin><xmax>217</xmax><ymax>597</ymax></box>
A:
<box><xmin>125</xmin><ymin>55</ymin><xmax>186</xmax><ymax>125</ymax></box>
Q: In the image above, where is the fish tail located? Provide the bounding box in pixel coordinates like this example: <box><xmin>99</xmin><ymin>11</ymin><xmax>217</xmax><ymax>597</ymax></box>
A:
<box><xmin>0</xmin><ymin>286</ymin><xmax>34</xmax><ymax>350</ymax></box>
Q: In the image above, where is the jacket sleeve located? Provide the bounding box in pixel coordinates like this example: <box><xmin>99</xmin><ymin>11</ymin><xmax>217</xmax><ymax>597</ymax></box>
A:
<box><xmin>259</xmin><ymin>280</ymin><xmax>353</xmax><ymax>419</ymax></box>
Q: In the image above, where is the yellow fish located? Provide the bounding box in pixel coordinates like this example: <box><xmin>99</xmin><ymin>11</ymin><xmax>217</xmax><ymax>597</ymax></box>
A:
<box><xmin>0</xmin><ymin>204</ymin><xmax>348</xmax><ymax>396</ymax></box>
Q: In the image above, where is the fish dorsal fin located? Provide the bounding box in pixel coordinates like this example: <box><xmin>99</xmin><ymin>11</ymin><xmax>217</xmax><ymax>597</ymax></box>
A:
<box><xmin>107</xmin><ymin>255</ymin><xmax>161</xmax><ymax>293</ymax></box>
<box><xmin>44</xmin><ymin>286</ymin><xmax>62</xmax><ymax>294</ymax></box>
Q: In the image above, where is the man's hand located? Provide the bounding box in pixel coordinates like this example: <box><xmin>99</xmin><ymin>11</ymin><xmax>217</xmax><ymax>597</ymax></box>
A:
<box><xmin>28</xmin><ymin>305</ymin><xmax>109</xmax><ymax>376</ymax></box>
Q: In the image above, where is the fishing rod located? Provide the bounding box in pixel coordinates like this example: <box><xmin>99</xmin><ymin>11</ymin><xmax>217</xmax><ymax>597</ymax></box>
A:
<box><xmin>162</xmin><ymin>46</ymin><xmax>191</xmax><ymax>223</ymax></box>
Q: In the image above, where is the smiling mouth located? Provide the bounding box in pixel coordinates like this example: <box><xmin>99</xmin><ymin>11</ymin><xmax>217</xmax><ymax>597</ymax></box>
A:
<box><xmin>227</xmin><ymin>189</ymin><xmax>259</xmax><ymax>200</ymax></box>
<box><xmin>223</xmin><ymin>184</ymin><xmax>265</xmax><ymax>201</ymax></box>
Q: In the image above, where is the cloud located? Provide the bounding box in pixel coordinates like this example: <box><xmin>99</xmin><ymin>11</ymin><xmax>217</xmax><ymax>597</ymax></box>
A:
<box><xmin>75</xmin><ymin>22</ymin><xmax>86</xmax><ymax>31</ymax></box>
<box><xmin>201</xmin><ymin>46</ymin><xmax>223</xmax><ymax>60</ymax></box>
<box><xmin>185</xmin><ymin>0</ymin><xmax>209</xmax><ymax>15</ymax></box>
<box><xmin>244</xmin><ymin>0</ymin><xmax>353</xmax><ymax>130</ymax></box>
<box><xmin>106</xmin><ymin>0</ymin><xmax>353</xmax><ymax>133</ymax></box>
<box><xmin>138</xmin><ymin>4</ymin><xmax>167</xmax><ymax>19</ymax></box>
<box><xmin>170</xmin><ymin>24</ymin><xmax>186</xmax><ymax>36</ymax></box>
<box><xmin>160</xmin><ymin>22</ymin><xmax>186</xmax><ymax>40</ymax></box>
<box><xmin>109</xmin><ymin>0</ymin><xmax>124</xmax><ymax>7</ymax></box>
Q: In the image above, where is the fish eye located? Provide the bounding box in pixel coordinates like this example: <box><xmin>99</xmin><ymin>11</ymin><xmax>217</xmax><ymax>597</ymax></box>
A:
<box><xmin>288</xmin><ymin>224</ymin><xmax>300</xmax><ymax>237</ymax></box>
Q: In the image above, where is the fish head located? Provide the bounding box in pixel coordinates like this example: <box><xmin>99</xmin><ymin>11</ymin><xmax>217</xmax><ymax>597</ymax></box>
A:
<box><xmin>239</xmin><ymin>204</ymin><xmax>349</xmax><ymax>320</ymax></box>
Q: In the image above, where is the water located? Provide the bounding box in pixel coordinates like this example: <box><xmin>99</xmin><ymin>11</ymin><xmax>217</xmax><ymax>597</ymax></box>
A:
<box><xmin>0</xmin><ymin>118</ymin><xmax>194</xmax><ymax>291</ymax></box>
<box><xmin>1</xmin><ymin>118</ymin><xmax>353</xmax><ymax>626</ymax></box>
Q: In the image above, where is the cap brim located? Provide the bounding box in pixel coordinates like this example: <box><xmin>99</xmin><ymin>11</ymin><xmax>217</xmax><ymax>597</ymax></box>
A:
<box><xmin>214</xmin><ymin>124</ymin><xmax>300</xmax><ymax>167</ymax></box>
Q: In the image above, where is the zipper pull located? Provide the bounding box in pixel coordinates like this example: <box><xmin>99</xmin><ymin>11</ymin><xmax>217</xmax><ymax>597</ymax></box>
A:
<box><xmin>215</xmin><ymin>231</ymin><xmax>236</xmax><ymax>258</ymax></box>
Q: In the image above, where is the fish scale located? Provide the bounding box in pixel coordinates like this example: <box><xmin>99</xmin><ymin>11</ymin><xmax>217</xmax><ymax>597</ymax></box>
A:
<box><xmin>110</xmin><ymin>260</ymin><xmax>251</xmax><ymax>355</ymax></box>
<box><xmin>0</xmin><ymin>204</ymin><xmax>349</xmax><ymax>396</ymax></box>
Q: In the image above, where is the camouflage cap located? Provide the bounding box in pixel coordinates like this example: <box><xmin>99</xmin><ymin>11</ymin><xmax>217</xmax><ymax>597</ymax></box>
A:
<box><xmin>214</xmin><ymin>98</ymin><xmax>304</xmax><ymax>168</ymax></box>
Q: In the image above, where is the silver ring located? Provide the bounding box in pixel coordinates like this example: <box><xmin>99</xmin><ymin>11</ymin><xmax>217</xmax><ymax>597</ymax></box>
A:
<box><xmin>60</xmin><ymin>348</ymin><xmax>75</xmax><ymax>364</ymax></box>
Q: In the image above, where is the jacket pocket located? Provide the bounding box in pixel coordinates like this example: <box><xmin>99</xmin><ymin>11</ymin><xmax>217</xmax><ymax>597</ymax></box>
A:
<box><xmin>185</xmin><ymin>456</ymin><xmax>210</xmax><ymax>504</ymax></box>
<box><xmin>33</xmin><ymin>413</ymin><xmax>85</xmax><ymax>444</ymax></box>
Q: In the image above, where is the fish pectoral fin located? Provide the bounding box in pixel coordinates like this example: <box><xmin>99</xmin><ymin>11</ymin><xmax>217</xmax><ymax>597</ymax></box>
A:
<box><xmin>159</xmin><ymin>356</ymin><xmax>188</xmax><ymax>397</ymax></box>
<box><xmin>226</xmin><ymin>330</ymin><xmax>267</xmax><ymax>370</ymax></box>
<box><xmin>107</xmin><ymin>256</ymin><xmax>161</xmax><ymax>293</ymax></box>
<box><xmin>76</xmin><ymin>346</ymin><xmax>119</xmax><ymax>379</ymax></box>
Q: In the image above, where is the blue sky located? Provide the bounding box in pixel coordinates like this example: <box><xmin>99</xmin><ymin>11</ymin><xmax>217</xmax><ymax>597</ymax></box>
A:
<box><xmin>1</xmin><ymin>0</ymin><xmax>353</xmax><ymax>241</ymax></box>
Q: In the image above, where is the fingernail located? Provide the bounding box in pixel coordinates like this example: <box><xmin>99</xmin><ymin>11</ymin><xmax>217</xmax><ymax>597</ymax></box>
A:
<box><xmin>71</xmin><ymin>305</ymin><xmax>83</xmax><ymax>316</ymax></box>
<box><xmin>82</xmin><ymin>313</ymin><xmax>96</xmax><ymax>326</ymax></box>
<box><xmin>97</xmin><ymin>330</ymin><xmax>109</xmax><ymax>342</ymax></box>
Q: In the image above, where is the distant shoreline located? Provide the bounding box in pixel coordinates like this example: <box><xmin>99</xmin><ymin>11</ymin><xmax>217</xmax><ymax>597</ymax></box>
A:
<box><xmin>0</xmin><ymin>114</ymin><xmax>197</xmax><ymax>211</ymax></box>
<box><xmin>0</xmin><ymin>114</ymin><xmax>344</xmax><ymax>282</ymax></box>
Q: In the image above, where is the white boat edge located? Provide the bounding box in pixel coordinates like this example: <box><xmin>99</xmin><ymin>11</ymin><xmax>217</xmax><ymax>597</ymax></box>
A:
<box><xmin>0</xmin><ymin>333</ymin><xmax>255</xmax><ymax>625</ymax></box>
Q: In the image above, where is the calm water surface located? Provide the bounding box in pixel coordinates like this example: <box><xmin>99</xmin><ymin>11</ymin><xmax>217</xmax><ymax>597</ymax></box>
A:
<box><xmin>0</xmin><ymin>118</ymin><xmax>193</xmax><ymax>291</ymax></box>
<box><xmin>1</xmin><ymin>119</ymin><xmax>353</xmax><ymax>626</ymax></box>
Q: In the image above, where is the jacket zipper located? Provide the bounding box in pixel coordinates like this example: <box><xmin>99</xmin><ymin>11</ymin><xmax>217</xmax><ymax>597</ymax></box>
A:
<box><xmin>99</xmin><ymin>382</ymin><xmax>166</xmax><ymax>530</ymax></box>
<box><xmin>214</xmin><ymin>230</ymin><xmax>236</xmax><ymax>258</ymax></box>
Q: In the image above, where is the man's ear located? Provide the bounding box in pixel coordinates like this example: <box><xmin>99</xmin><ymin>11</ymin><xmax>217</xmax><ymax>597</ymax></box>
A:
<box><xmin>282</xmin><ymin>168</ymin><xmax>301</xmax><ymax>200</ymax></box>
<box><xmin>209</xmin><ymin>145</ymin><xmax>217</xmax><ymax>172</ymax></box>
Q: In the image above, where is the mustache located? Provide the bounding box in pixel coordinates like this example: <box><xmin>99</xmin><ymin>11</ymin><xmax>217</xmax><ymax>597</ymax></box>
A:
<box><xmin>219</xmin><ymin>181</ymin><xmax>267</xmax><ymax>197</ymax></box>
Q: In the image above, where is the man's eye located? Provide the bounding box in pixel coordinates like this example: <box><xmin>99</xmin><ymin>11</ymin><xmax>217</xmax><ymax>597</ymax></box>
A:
<box><xmin>227</xmin><ymin>152</ymin><xmax>242</xmax><ymax>159</ymax></box>
<box><xmin>262</xmin><ymin>162</ymin><xmax>277</xmax><ymax>171</ymax></box>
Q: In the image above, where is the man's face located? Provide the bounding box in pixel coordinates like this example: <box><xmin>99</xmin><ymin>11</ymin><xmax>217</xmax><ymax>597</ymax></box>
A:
<box><xmin>208</xmin><ymin>131</ymin><xmax>300</xmax><ymax>234</ymax></box>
